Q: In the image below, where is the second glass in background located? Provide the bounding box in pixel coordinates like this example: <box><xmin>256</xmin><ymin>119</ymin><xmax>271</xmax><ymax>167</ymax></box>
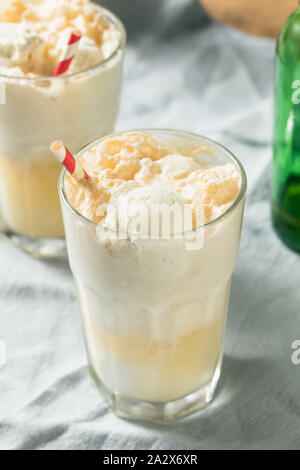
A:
<box><xmin>0</xmin><ymin>6</ymin><xmax>126</xmax><ymax>258</ymax></box>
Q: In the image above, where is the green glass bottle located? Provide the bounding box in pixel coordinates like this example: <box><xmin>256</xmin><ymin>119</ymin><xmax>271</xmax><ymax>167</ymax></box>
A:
<box><xmin>272</xmin><ymin>3</ymin><xmax>300</xmax><ymax>253</ymax></box>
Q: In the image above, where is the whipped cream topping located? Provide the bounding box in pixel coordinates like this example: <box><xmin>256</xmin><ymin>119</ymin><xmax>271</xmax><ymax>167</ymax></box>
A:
<box><xmin>65</xmin><ymin>132</ymin><xmax>241</xmax><ymax>234</ymax></box>
<box><xmin>0</xmin><ymin>0</ymin><xmax>121</xmax><ymax>77</ymax></box>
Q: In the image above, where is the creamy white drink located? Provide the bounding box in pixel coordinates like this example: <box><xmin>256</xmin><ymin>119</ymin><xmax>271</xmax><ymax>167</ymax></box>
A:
<box><xmin>0</xmin><ymin>0</ymin><xmax>125</xmax><ymax>256</ymax></box>
<box><xmin>60</xmin><ymin>130</ymin><xmax>246</xmax><ymax>422</ymax></box>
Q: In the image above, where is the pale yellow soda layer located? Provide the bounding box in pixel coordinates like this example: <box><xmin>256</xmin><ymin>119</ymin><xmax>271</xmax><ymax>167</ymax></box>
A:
<box><xmin>86</xmin><ymin>311</ymin><xmax>224</xmax><ymax>402</ymax></box>
<box><xmin>0</xmin><ymin>154</ymin><xmax>64</xmax><ymax>238</ymax></box>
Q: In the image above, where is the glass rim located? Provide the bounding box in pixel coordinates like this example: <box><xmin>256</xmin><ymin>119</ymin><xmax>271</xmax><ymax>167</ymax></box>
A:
<box><xmin>0</xmin><ymin>5</ymin><xmax>126</xmax><ymax>82</ymax></box>
<box><xmin>58</xmin><ymin>128</ymin><xmax>247</xmax><ymax>236</ymax></box>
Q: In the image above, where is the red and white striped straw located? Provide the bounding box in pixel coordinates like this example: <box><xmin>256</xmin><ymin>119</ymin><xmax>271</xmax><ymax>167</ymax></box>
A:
<box><xmin>53</xmin><ymin>30</ymin><xmax>82</xmax><ymax>76</ymax></box>
<box><xmin>50</xmin><ymin>141</ymin><xmax>89</xmax><ymax>182</ymax></box>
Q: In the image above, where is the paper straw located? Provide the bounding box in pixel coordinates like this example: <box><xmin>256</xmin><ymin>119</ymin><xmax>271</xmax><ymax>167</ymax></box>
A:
<box><xmin>53</xmin><ymin>30</ymin><xmax>82</xmax><ymax>76</ymax></box>
<box><xmin>50</xmin><ymin>140</ymin><xmax>89</xmax><ymax>182</ymax></box>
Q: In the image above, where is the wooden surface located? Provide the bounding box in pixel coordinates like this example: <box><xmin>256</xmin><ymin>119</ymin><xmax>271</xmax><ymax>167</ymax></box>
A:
<box><xmin>200</xmin><ymin>0</ymin><xmax>298</xmax><ymax>38</ymax></box>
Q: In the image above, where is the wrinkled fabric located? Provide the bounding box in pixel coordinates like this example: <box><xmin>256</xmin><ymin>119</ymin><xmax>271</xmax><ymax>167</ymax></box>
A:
<box><xmin>0</xmin><ymin>0</ymin><xmax>299</xmax><ymax>450</ymax></box>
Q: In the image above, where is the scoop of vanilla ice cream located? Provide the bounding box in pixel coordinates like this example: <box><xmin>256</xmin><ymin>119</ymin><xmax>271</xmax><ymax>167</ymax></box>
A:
<box><xmin>104</xmin><ymin>185</ymin><xmax>193</xmax><ymax>238</ymax></box>
<box><xmin>0</xmin><ymin>23</ymin><xmax>43</xmax><ymax>66</ymax></box>
<box><xmin>69</xmin><ymin>36</ymin><xmax>104</xmax><ymax>73</ymax></box>
<box><xmin>66</xmin><ymin>133</ymin><xmax>241</xmax><ymax>232</ymax></box>
<box><xmin>159</xmin><ymin>154</ymin><xmax>200</xmax><ymax>178</ymax></box>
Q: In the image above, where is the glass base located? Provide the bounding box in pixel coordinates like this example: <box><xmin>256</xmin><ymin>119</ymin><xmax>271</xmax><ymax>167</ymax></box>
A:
<box><xmin>2</xmin><ymin>228</ymin><xmax>67</xmax><ymax>259</ymax></box>
<box><xmin>89</xmin><ymin>360</ymin><xmax>222</xmax><ymax>424</ymax></box>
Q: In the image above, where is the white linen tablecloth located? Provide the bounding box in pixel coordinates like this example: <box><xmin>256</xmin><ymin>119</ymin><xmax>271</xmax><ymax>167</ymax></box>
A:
<box><xmin>0</xmin><ymin>0</ymin><xmax>300</xmax><ymax>450</ymax></box>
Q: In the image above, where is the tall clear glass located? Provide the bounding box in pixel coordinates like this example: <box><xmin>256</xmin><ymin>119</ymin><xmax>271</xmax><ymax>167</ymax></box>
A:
<box><xmin>0</xmin><ymin>7</ymin><xmax>126</xmax><ymax>258</ymax></box>
<box><xmin>59</xmin><ymin>129</ymin><xmax>247</xmax><ymax>423</ymax></box>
